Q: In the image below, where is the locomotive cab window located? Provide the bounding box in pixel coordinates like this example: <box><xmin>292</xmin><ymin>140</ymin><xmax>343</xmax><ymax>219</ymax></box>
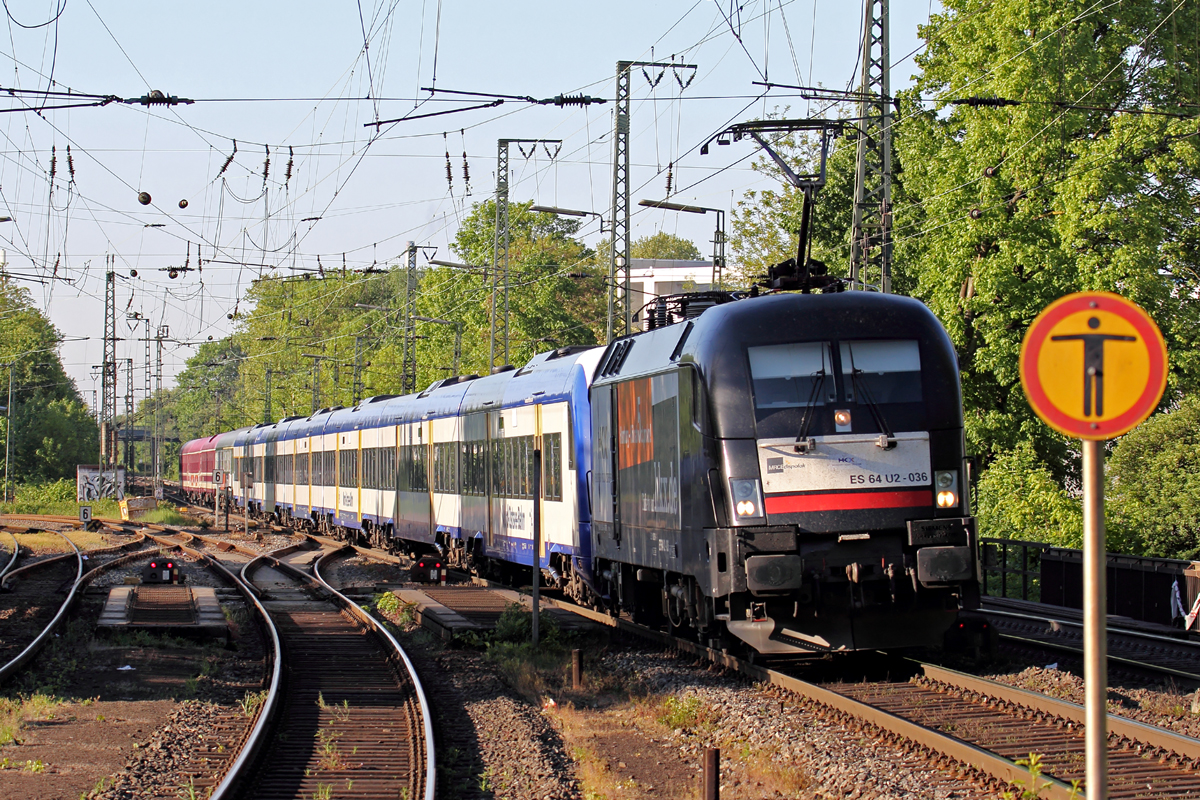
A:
<box><xmin>840</xmin><ymin>340</ymin><xmax>922</xmax><ymax>404</ymax></box>
<box><xmin>748</xmin><ymin>342</ymin><xmax>835</xmax><ymax>408</ymax></box>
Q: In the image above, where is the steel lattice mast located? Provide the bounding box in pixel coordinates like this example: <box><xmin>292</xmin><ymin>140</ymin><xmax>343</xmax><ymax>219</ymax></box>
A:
<box><xmin>608</xmin><ymin>60</ymin><xmax>696</xmax><ymax>341</ymax></box>
<box><xmin>403</xmin><ymin>242</ymin><xmax>418</xmax><ymax>393</ymax></box>
<box><xmin>849</xmin><ymin>0</ymin><xmax>893</xmax><ymax>294</ymax></box>
<box><xmin>489</xmin><ymin>138</ymin><xmax>560</xmax><ymax>368</ymax></box>
<box><xmin>609</xmin><ymin>63</ymin><xmax>632</xmax><ymax>343</ymax></box>
<box><xmin>490</xmin><ymin>141</ymin><xmax>510</xmax><ymax>369</ymax></box>
<box><xmin>154</xmin><ymin>325</ymin><xmax>167</xmax><ymax>491</ymax></box>
<box><xmin>101</xmin><ymin>263</ymin><xmax>117</xmax><ymax>468</ymax></box>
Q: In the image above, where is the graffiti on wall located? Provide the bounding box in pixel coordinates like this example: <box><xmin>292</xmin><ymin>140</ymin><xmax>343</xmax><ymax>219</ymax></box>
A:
<box><xmin>76</xmin><ymin>465</ymin><xmax>126</xmax><ymax>501</ymax></box>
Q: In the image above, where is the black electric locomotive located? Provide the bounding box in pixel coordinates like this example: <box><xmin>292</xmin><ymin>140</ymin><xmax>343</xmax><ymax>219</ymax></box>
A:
<box><xmin>589</xmin><ymin>291</ymin><xmax>978</xmax><ymax>655</ymax></box>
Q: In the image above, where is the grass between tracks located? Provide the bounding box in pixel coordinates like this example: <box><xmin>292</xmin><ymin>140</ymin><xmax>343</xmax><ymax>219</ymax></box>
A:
<box><xmin>13</xmin><ymin>530</ymin><xmax>112</xmax><ymax>553</ymax></box>
<box><xmin>0</xmin><ymin>694</ymin><xmax>63</xmax><ymax>745</ymax></box>
<box><xmin>0</xmin><ymin>479</ymin><xmax>198</xmax><ymax>527</ymax></box>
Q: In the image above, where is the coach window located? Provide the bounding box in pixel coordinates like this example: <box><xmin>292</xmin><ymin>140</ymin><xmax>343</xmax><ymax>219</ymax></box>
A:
<box><xmin>339</xmin><ymin>449</ymin><xmax>357</xmax><ymax>487</ymax></box>
<box><xmin>542</xmin><ymin>433</ymin><xmax>563</xmax><ymax>501</ymax></box>
<box><xmin>434</xmin><ymin>442</ymin><xmax>458</xmax><ymax>494</ymax></box>
<box><xmin>839</xmin><ymin>340</ymin><xmax>922</xmax><ymax>404</ymax></box>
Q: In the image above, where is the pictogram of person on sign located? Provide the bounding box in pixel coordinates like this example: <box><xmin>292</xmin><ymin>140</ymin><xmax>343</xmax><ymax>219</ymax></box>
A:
<box><xmin>1050</xmin><ymin>316</ymin><xmax>1135</xmax><ymax>417</ymax></box>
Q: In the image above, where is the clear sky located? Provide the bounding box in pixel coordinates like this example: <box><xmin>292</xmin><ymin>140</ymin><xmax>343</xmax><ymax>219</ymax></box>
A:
<box><xmin>0</xmin><ymin>0</ymin><xmax>941</xmax><ymax>403</ymax></box>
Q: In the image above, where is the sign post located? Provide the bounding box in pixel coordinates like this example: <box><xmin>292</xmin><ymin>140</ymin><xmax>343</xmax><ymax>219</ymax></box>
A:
<box><xmin>244</xmin><ymin>472</ymin><xmax>252</xmax><ymax>538</ymax></box>
<box><xmin>1020</xmin><ymin>292</ymin><xmax>1167</xmax><ymax>800</ymax></box>
<box><xmin>532</xmin><ymin>448</ymin><xmax>542</xmax><ymax>649</ymax></box>
<box><xmin>213</xmin><ymin>469</ymin><xmax>223</xmax><ymax>523</ymax></box>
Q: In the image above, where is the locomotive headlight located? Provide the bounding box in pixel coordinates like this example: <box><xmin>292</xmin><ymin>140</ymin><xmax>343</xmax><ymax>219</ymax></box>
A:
<box><xmin>834</xmin><ymin>409</ymin><xmax>852</xmax><ymax>432</ymax></box>
<box><xmin>934</xmin><ymin>470</ymin><xmax>959</xmax><ymax>508</ymax></box>
<box><xmin>730</xmin><ymin>479</ymin><xmax>764</xmax><ymax>521</ymax></box>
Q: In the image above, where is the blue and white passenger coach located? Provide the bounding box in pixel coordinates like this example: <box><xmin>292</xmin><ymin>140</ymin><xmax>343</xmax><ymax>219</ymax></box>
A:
<box><xmin>188</xmin><ymin>346</ymin><xmax>605</xmax><ymax>600</ymax></box>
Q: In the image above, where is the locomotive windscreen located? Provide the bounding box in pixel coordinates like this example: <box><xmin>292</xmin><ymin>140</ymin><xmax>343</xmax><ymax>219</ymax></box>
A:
<box><xmin>748</xmin><ymin>338</ymin><xmax>928</xmax><ymax>438</ymax></box>
<box><xmin>747</xmin><ymin>342</ymin><xmax>835</xmax><ymax>408</ymax></box>
<box><xmin>840</xmin><ymin>340</ymin><xmax>923</xmax><ymax>404</ymax></box>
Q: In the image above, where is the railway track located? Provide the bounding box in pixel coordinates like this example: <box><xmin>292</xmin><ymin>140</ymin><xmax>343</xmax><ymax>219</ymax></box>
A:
<box><xmin>302</xmin><ymin>527</ymin><xmax>1200</xmax><ymax>795</ymax></box>
<box><xmin>527</xmin><ymin>592</ymin><xmax>1200</xmax><ymax>798</ymax></box>
<box><xmin>0</xmin><ymin>530</ymin><xmax>153</xmax><ymax>682</ymax></box>
<box><xmin>21</xmin><ymin>510</ymin><xmax>1199</xmax><ymax>796</ymax></box>
<box><xmin>834</xmin><ymin>664</ymin><xmax>1200</xmax><ymax>798</ymax></box>
<box><xmin>227</xmin><ymin>541</ymin><xmax>434</xmax><ymax>800</ymax></box>
<box><xmin>131</xmin><ymin>530</ymin><xmax>282</xmax><ymax>799</ymax></box>
<box><xmin>0</xmin><ymin>530</ymin><xmax>17</xmax><ymax>581</ymax></box>
<box><xmin>982</xmin><ymin>601</ymin><xmax>1200</xmax><ymax>682</ymax></box>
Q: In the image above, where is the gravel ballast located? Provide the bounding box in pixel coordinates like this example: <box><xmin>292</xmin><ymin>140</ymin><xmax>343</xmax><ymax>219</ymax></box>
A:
<box><xmin>985</xmin><ymin>664</ymin><xmax>1200</xmax><ymax>739</ymax></box>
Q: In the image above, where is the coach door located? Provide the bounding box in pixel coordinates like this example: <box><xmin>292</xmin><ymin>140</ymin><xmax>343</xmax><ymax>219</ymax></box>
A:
<box><xmin>589</xmin><ymin>384</ymin><xmax>620</xmax><ymax>548</ymax></box>
<box><xmin>263</xmin><ymin>439</ymin><xmax>276</xmax><ymax>516</ymax></box>
<box><xmin>456</xmin><ymin>413</ymin><xmax>489</xmax><ymax>551</ymax></box>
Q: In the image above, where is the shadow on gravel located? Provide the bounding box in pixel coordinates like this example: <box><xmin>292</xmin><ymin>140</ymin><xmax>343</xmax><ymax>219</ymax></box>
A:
<box><xmin>399</xmin><ymin>633</ymin><xmax>493</xmax><ymax>799</ymax></box>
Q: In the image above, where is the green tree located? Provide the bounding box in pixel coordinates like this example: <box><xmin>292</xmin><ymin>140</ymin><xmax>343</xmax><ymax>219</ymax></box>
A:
<box><xmin>0</xmin><ymin>277</ymin><xmax>97</xmax><ymax>483</ymax></box>
<box><xmin>1108</xmin><ymin>396</ymin><xmax>1200</xmax><ymax>560</ymax></box>
<box><xmin>898</xmin><ymin>0</ymin><xmax>1200</xmax><ymax>477</ymax></box>
<box><xmin>630</xmin><ymin>231</ymin><xmax>703</xmax><ymax>261</ymax></box>
<box><xmin>430</xmin><ymin>200</ymin><xmax>604</xmax><ymax>376</ymax></box>
<box><xmin>974</xmin><ymin>440</ymin><xmax>1083</xmax><ymax>547</ymax></box>
<box><xmin>171</xmin><ymin>340</ymin><xmax>247</xmax><ymax>439</ymax></box>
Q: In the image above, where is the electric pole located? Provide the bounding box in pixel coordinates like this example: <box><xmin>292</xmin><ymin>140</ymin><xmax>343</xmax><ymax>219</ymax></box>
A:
<box><xmin>403</xmin><ymin>243</ymin><xmax>418</xmax><ymax>394</ymax></box>
<box><xmin>302</xmin><ymin>353</ymin><xmax>335</xmax><ymax>414</ymax></box>
<box><xmin>264</xmin><ymin>367</ymin><xmax>272</xmax><ymax>424</ymax></box>
<box><xmin>154</xmin><ymin>325</ymin><xmax>167</xmax><ymax>494</ymax></box>
<box><xmin>101</xmin><ymin>264</ymin><xmax>117</xmax><ymax>468</ymax></box>
<box><xmin>490</xmin><ymin>138</ymin><xmax>560</xmax><ymax>369</ymax></box>
<box><xmin>849</xmin><ymin>0</ymin><xmax>893</xmax><ymax>294</ymax></box>
<box><xmin>609</xmin><ymin>60</ymin><xmax>697</xmax><ymax>342</ymax></box>
<box><xmin>127</xmin><ymin>312</ymin><xmax>150</xmax><ymax>475</ymax></box>
<box><xmin>124</xmin><ymin>357</ymin><xmax>134</xmax><ymax>471</ymax></box>
<box><xmin>352</xmin><ymin>337</ymin><xmax>365</xmax><ymax>405</ymax></box>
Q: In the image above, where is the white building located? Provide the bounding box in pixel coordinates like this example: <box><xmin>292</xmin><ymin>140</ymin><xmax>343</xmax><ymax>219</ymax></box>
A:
<box><xmin>627</xmin><ymin>258</ymin><xmax>716</xmax><ymax>328</ymax></box>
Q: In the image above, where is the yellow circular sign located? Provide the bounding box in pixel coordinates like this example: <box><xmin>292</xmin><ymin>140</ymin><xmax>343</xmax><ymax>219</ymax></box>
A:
<box><xmin>1020</xmin><ymin>292</ymin><xmax>1167</xmax><ymax>440</ymax></box>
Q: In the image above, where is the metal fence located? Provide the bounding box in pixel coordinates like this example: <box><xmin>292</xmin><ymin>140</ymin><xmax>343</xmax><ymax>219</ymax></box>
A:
<box><xmin>980</xmin><ymin>538</ymin><xmax>1055</xmax><ymax>602</ymax></box>
<box><xmin>981</xmin><ymin>537</ymin><xmax>1197</xmax><ymax>627</ymax></box>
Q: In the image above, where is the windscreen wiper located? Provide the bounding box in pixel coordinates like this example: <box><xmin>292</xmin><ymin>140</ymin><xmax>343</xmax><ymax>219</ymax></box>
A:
<box><xmin>794</xmin><ymin>369</ymin><xmax>826</xmax><ymax>453</ymax></box>
<box><xmin>845</xmin><ymin>347</ymin><xmax>895</xmax><ymax>449</ymax></box>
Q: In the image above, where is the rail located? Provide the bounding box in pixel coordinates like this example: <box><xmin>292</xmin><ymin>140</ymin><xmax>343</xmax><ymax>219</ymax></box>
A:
<box><xmin>0</xmin><ymin>532</ymin><xmax>157</xmax><ymax>684</ymax></box>
<box><xmin>511</xmin><ymin>589</ymin><xmax>1076</xmax><ymax>798</ymax></box>
<box><xmin>313</xmin><ymin>545</ymin><xmax>437</xmax><ymax>800</ymax></box>
<box><xmin>0</xmin><ymin>531</ymin><xmax>17</xmax><ymax>581</ymax></box>
<box><xmin>141</xmin><ymin>533</ymin><xmax>284</xmax><ymax>800</ymax></box>
<box><xmin>241</xmin><ymin>542</ymin><xmax>435</xmax><ymax>800</ymax></box>
<box><xmin>0</xmin><ymin>532</ymin><xmax>82</xmax><ymax>682</ymax></box>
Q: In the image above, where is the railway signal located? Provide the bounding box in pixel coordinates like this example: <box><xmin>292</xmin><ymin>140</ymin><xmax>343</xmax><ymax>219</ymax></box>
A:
<box><xmin>1020</xmin><ymin>291</ymin><xmax>1167</xmax><ymax>800</ymax></box>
